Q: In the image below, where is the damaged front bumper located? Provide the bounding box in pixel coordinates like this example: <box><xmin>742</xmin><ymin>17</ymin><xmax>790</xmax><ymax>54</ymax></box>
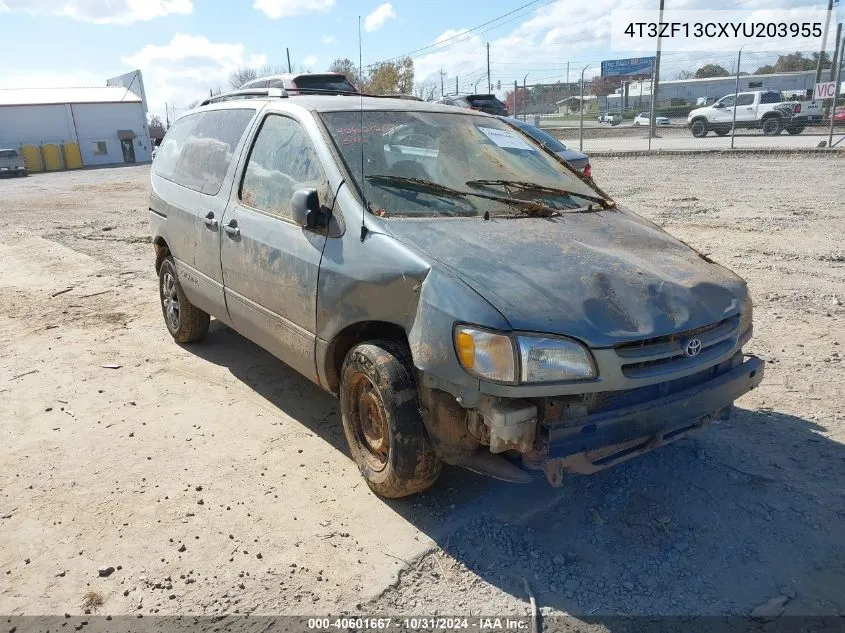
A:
<box><xmin>540</xmin><ymin>355</ymin><xmax>764</xmax><ymax>484</ymax></box>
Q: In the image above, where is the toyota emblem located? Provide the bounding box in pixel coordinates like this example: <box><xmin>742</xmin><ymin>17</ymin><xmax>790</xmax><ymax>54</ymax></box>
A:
<box><xmin>685</xmin><ymin>338</ymin><xmax>702</xmax><ymax>357</ymax></box>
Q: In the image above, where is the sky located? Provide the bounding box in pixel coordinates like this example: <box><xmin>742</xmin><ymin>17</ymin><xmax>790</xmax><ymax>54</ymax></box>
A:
<box><xmin>0</xmin><ymin>0</ymin><xmax>839</xmax><ymax>120</ymax></box>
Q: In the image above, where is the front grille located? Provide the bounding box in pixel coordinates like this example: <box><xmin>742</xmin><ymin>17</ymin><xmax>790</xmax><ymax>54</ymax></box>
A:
<box><xmin>614</xmin><ymin>316</ymin><xmax>740</xmax><ymax>379</ymax></box>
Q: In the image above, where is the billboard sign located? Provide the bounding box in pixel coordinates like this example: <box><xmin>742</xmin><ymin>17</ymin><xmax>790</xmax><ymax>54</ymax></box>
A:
<box><xmin>601</xmin><ymin>57</ymin><xmax>655</xmax><ymax>77</ymax></box>
<box><xmin>814</xmin><ymin>81</ymin><xmax>837</xmax><ymax>100</ymax></box>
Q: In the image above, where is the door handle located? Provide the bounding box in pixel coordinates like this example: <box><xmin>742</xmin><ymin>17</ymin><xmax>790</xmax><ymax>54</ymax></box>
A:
<box><xmin>203</xmin><ymin>212</ymin><xmax>219</xmax><ymax>230</ymax></box>
<box><xmin>224</xmin><ymin>220</ymin><xmax>240</xmax><ymax>238</ymax></box>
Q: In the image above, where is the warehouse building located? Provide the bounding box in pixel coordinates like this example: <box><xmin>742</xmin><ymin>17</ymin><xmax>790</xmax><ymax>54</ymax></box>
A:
<box><xmin>0</xmin><ymin>85</ymin><xmax>152</xmax><ymax>171</ymax></box>
<box><xmin>604</xmin><ymin>70</ymin><xmax>833</xmax><ymax>110</ymax></box>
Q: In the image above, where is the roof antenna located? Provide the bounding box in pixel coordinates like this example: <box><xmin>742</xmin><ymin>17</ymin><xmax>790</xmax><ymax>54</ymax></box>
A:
<box><xmin>358</xmin><ymin>15</ymin><xmax>368</xmax><ymax>242</ymax></box>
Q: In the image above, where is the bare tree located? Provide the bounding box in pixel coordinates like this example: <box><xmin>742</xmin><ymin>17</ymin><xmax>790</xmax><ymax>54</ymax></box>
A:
<box><xmin>229</xmin><ymin>64</ymin><xmax>290</xmax><ymax>89</ymax></box>
<box><xmin>412</xmin><ymin>80</ymin><xmax>438</xmax><ymax>101</ymax></box>
<box><xmin>327</xmin><ymin>58</ymin><xmax>361</xmax><ymax>89</ymax></box>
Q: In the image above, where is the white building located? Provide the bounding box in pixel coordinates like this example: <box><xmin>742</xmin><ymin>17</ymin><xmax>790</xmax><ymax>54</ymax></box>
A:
<box><xmin>0</xmin><ymin>86</ymin><xmax>152</xmax><ymax>166</ymax></box>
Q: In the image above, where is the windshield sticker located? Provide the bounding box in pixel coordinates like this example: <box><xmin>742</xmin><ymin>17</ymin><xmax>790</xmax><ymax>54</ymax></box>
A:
<box><xmin>477</xmin><ymin>126</ymin><xmax>535</xmax><ymax>151</ymax></box>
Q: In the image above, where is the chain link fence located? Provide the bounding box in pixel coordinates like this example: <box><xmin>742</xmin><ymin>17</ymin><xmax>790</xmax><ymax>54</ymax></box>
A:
<box><xmin>517</xmin><ymin>48</ymin><xmax>845</xmax><ymax>156</ymax></box>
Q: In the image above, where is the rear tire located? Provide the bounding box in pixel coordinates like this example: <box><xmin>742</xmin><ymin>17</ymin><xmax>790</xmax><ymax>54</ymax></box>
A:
<box><xmin>762</xmin><ymin>117</ymin><xmax>782</xmax><ymax>136</ymax></box>
<box><xmin>339</xmin><ymin>340</ymin><xmax>441</xmax><ymax>498</ymax></box>
<box><xmin>690</xmin><ymin>119</ymin><xmax>708</xmax><ymax>137</ymax></box>
<box><xmin>158</xmin><ymin>257</ymin><xmax>210</xmax><ymax>343</ymax></box>
<box><xmin>786</xmin><ymin>124</ymin><xmax>805</xmax><ymax>135</ymax></box>
<box><xmin>714</xmin><ymin>128</ymin><xmax>730</xmax><ymax>136</ymax></box>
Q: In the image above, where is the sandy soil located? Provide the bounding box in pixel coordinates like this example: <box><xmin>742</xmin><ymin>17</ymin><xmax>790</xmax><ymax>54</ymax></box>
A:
<box><xmin>1</xmin><ymin>156</ymin><xmax>843</xmax><ymax>623</ymax></box>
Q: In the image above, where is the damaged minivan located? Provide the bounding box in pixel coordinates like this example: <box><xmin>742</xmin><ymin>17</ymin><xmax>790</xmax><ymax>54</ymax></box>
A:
<box><xmin>149</xmin><ymin>88</ymin><xmax>764</xmax><ymax>497</ymax></box>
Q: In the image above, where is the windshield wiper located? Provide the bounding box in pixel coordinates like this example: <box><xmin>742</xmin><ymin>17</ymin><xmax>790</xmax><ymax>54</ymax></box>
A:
<box><xmin>465</xmin><ymin>179</ymin><xmax>609</xmax><ymax>207</ymax></box>
<box><xmin>365</xmin><ymin>175</ymin><xmax>469</xmax><ymax>199</ymax></box>
<box><xmin>365</xmin><ymin>174</ymin><xmax>560</xmax><ymax>217</ymax></box>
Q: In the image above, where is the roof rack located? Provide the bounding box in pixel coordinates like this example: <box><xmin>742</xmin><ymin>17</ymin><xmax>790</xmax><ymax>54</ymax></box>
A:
<box><xmin>200</xmin><ymin>87</ymin><xmax>427</xmax><ymax>107</ymax></box>
<box><xmin>201</xmin><ymin>87</ymin><xmax>287</xmax><ymax>106</ymax></box>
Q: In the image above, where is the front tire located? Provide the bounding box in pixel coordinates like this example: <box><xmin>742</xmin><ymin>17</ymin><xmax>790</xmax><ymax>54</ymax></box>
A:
<box><xmin>339</xmin><ymin>340</ymin><xmax>441</xmax><ymax>498</ymax></box>
<box><xmin>690</xmin><ymin>119</ymin><xmax>708</xmax><ymax>137</ymax></box>
<box><xmin>158</xmin><ymin>257</ymin><xmax>210</xmax><ymax>343</ymax></box>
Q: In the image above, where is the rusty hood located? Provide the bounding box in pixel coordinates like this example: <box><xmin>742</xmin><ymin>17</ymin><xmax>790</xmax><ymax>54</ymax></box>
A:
<box><xmin>382</xmin><ymin>208</ymin><xmax>747</xmax><ymax>348</ymax></box>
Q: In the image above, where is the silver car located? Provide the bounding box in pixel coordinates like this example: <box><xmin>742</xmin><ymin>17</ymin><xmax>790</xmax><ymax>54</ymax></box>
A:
<box><xmin>149</xmin><ymin>89</ymin><xmax>763</xmax><ymax>497</ymax></box>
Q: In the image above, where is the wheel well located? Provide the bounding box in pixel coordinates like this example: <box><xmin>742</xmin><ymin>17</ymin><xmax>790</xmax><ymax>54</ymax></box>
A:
<box><xmin>690</xmin><ymin>116</ymin><xmax>707</xmax><ymax>123</ymax></box>
<box><xmin>325</xmin><ymin>321</ymin><xmax>408</xmax><ymax>394</ymax></box>
<box><xmin>153</xmin><ymin>237</ymin><xmax>170</xmax><ymax>274</ymax></box>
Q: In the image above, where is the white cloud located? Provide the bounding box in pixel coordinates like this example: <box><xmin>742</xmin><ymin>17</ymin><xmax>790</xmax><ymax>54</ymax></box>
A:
<box><xmin>122</xmin><ymin>34</ymin><xmax>267</xmax><ymax>112</ymax></box>
<box><xmin>364</xmin><ymin>2</ymin><xmax>395</xmax><ymax>32</ymax></box>
<box><xmin>0</xmin><ymin>0</ymin><xmax>192</xmax><ymax>24</ymax></box>
<box><xmin>303</xmin><ymin>55</ymin><xmax>318</xmax><ymax>67</ymax></box>
<box><xmin>252</xmin><ymin>0</ymin><xmax>334</xmax><ymax>19</ymax></box>
<box><xmin>321</xmin><ymin>34</ymin><xmax>336</xmax><ymax>44</ymax></box>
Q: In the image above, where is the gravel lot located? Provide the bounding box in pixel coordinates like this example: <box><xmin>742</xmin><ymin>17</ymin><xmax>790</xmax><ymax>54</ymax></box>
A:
<box><xmin>1</xmin><ymin>156</ymin><xmax>844</xmax><ymax>625</ymax></box>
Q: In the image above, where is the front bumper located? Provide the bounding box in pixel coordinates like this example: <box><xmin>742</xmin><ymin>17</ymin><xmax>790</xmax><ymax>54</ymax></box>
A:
<box><xmin>541</xmin><ymin>355</ymin><xmax>764</xmax><ymax>478</ymax></box>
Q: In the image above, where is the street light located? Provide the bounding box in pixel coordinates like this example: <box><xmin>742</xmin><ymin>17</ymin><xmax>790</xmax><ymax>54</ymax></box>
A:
<box><xmin>579</xmin><ymin>65</ymin><xmax>590</xmax><ymax>152</ymax></box>
<box><xmin>474</xmin><ymin>78</ymin><xmax>482</xmax><ymax>92</ymax></box>
<box><xmin>523</xmin><ymin>73</ymin><xmax>529</xmax><ymax>121</ymax></box>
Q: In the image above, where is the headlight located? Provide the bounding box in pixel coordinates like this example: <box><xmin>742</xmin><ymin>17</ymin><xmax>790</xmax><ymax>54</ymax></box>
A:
<box><xmin>454</xmin><ymin>326</ymin><xmax>596</xmax><ymax>384</ymax></box>
<box><xmin>454</xmin><ymin>327</ymin><xmax>516</xmax><ymax>383</ymax></box>
<box><xmin>739</xmin><ymin>292</ymin><xmax>753</xmax><ymax>334</ymax></box>
<box><xmin>517</xmin><ymin>335</ymin><xmax>596</xmax><ymax>382</ymax></box>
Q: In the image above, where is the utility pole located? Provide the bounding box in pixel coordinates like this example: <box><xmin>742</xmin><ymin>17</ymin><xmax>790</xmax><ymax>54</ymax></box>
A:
<box><xmin>440</xmin><ymin>68</ymin><xmax>445</xmax><ymax>98</ymax></box>
<box><xmin>487</xmin><ymin>42</ymin><xmax>491</xmax><ymax>92</ymax></box>
<box><xmin>286</xmin><ymin>48</ymin><xmax>292</xmax><ymax>73</ymax></box>
<box><xmin>816</xmin><ymin>0</ymin><xmax>834</xmax><ymax>84</ymax></box>
<box><xmin>514</xmin><ymin>80</ymin><xmax>518</xmax><ymax>119</ymax></box>
<box><xmin>456</xmin><ymin>76</ymin><xmax>459</xmax><ymax>95</ymax></box>
<box><xmin>649</xmin><ymin>0</ymin><xmax>665</xmax><ymax>139</ymax></box>
<box><xmin>730</xmin><ymin>46</ymin><xmax>744</xmax><ymax>150</ymax></box>
<box><xmin>829</xmin><ymin>33</ymin><xmax>845</xmax><ymax>147</ymax></box>
<box><xmin>830</xmin><ymin>23</ymin><xmax>843</xmax><ymax>82</ymax></box>
<box><xmin>165</xmin><ymin>102</ymin><xmax>170</xmax><ymax>128</ymax></box>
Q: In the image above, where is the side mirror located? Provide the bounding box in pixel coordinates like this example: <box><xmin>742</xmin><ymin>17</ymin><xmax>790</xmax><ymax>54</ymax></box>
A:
<box><xmin>291</xmin><ymin>188</ymin><xmax>327</xmax><ymax>229</ymax></box>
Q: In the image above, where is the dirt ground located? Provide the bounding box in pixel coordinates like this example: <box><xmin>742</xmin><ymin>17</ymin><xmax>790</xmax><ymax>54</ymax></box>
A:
<box><xmin>1</xmin><ymin>156</ymin><xmax>844</xmax><ymax>623</ymax></box>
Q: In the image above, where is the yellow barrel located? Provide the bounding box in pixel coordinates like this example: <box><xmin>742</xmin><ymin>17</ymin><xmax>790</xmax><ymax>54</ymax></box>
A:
<box><xmin>61</xmin><ymin>142</ymin><xmax>83</xmax><ymax>170</ymax></box>
<box><xmin>21</xmin><ymin>145</ymin><xmax>42</xmax><ymax>172</ymax></box>
<box><xmin>41</xmin><ymin>144</ymin><xmax>62</xmax><ymax>171</ymax></box>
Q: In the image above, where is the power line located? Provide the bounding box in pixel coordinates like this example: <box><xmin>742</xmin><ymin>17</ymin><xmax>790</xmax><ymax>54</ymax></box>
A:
<box><xmin>374</xmin><ymin>0</ymin><xmax>546</xmax><ymax>65</ymax></box>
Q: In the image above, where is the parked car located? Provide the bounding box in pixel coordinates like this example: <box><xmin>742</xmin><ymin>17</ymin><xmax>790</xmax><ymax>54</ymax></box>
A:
<box><xmin>150</xmin><ymin>88</ymin><xmax>763</xmax><ymax>497</ymax></box>
<box><xmin>687</xmin><ymin>90</ymin><xmax>820</xmax><ymax>137</ymax></box>
<box><xmin>437</xmin><ymin>94</ymin><xmax>508</xmax><ymax>116</ymax></box>
<box><xmin>830</xmin><ymin>106</ymin><xmax>845</xmax><ymax>122</ymax></box>
<box><xmin>240</xmin><ymin>72</ymin><xmax>357</xmax><ymax>94</ymax></box>
<box><xmin>501</xmin><ymin>117</ymin><xmax>591</xmax><ymax>177</ymax></box>
<box><xmin>597</xmin><ymin>113</ymin><xmax>619</xmax><ymax>124</ymax></box>
<box><xmin>633</xmin><ymin>112</ymin><xmax>670</xmax><ymax>126</ymax></box>
<box><xmin>0</xmin><ymin>148</ymin><xmax>27</xmax><ymax>176</ymax></box>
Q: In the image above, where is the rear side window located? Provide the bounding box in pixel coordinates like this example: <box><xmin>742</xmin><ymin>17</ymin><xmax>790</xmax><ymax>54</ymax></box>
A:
<box><xmin>156</xmin><ymin>109</ymin><xmax>255</xmax><ymax>195</ymax></box>
<box><xmin>760</xmin><ymin>92</ymin><xmax>781</xmax><ymax>104</ymax></box>
<box><xmin>466</xmin><ymin>95</ymin><xmax>505</xmax><ymax>108</ymax></box>
<box><xmin>240</xmin><ymin>115</ymin><xmax>325</xmax><ymax>220</ymax></box>
<box><xmin>153</xmin><ymin>113</ymin><xmax>200</xmax><ymax>179</ymax></box>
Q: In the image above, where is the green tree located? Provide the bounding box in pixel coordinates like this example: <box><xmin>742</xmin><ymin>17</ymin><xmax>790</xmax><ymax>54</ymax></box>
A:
<box><xmin>754</xmin><ymin>52</ymin><xmax>831</xmax><ymax>75</ymax></box>
<box><xmin>694</xmin><ymin>64</ymin><xmax>731</xmax><ymax>79</ymax></box>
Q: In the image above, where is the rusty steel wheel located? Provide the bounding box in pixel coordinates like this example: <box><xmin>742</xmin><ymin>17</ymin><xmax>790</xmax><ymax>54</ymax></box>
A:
<box><xmin>347</xmin><ymin>372</ymin><xmax>390</xmax><ymax>472</ymax></box>
<box><xmin>339</xmin><ymin>340</ymin><xmax>441</xmax><ymax>498</ymax></box>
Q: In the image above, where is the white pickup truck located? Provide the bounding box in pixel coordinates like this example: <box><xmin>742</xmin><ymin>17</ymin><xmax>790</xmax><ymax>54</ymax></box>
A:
<box><xmin>687</xmin><ymin>90</ymin><xmax>821</xmax><ymax>137</ymax></box>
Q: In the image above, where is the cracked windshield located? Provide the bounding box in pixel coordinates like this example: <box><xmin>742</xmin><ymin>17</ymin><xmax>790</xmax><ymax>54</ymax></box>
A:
<box><xmin>321</xmin><ymin>110</ymin><xmax>604</xmax><ymax>217</ymax></box>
